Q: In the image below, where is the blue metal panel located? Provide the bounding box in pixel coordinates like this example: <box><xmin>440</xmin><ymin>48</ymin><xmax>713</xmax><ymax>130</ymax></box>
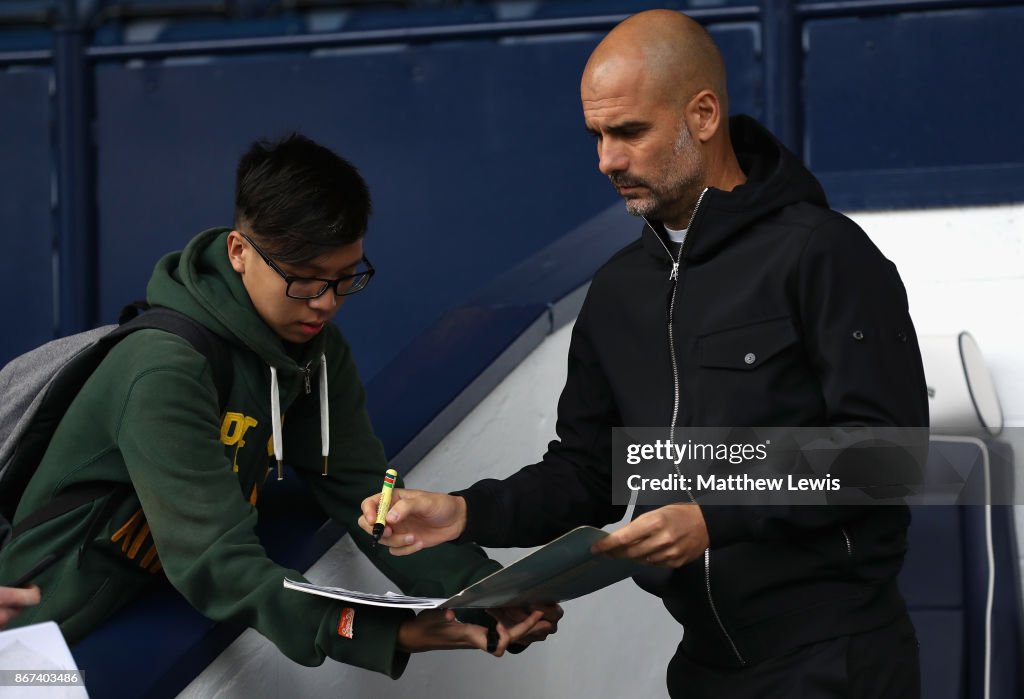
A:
<box><xmin>900</xmin><ymin>440</ymin><xmax>1024</xmax><ymax>699</ymax></box>
<box><xmin>344</xmin><ymin>4</ymin><xmax>498</xmax><ymax>30</ymax></box>
<box><xmin>92</xmin><ymin>16</ymin><xmax>304</xmax><ymax>44</ymax></box>
<box><xmin>532</xmin><ymin>0</ymin><xmax>758</xmax><ymax>19</ymax></box>
<box><xmin>907</xmin><ymin>610</ymin><xmax>965</xmax><ymax>699</ymax></box>
<box><xmin>901</xmin><ymin>506</ymin><xmax>964</xmax><ymax>607</ymax></box>
<box><xmin>804</xmin><ymin>8</ymin><xmax>1024</xmax><ymax>209</ymax></box>
<box><xmin>95</xmin><ymin>0</ymin><xmax>225</xmax><ymax>14</ymax></box>
<box><xmin>368</xmin><ymin>303</ymin><xmax>547</xmax><ymax>459</ymax></box>
<box><xmin>0</xmin><ymin>68</ymin><xmax>55</xmax><ymax>365</ymax></box>
<box><xmin>0</xmin><ymin>0</ymin><xmax>58</xmax><ymax>22</ymax></box>
<box><xmin>960</xmin><ymin>441</ymin><xmax>1022</xmax><ymax>699</ymax></box>
<box><xmin>54</xmin><ymin>22</ymin><xmax>98</xmax><ymax>335</ymax></box>
<box><xmin>0</xmin><ymin>27</ymin><xmax>54</xmax><ymax>51</ymax></box>
<box><xmin>92</xmin><ymin>29</ymin><xmax>762</xmax><ymax>380</ymax></box>
<box><xmin>151</xmin><ymin>15</ymin><xmax>303</xmax><ymax>42</ymax></box>
<box><xmin>761</xmin><ymin>1</ymin><xmax>799</xmax><ymax>152</ymax></box>
<box><xmin>710</xmin><ymin>22</ymin><xmax>763</xmax><ymax>123</ymax></box>
<box><xmin>93</xmin><ymin>39</ymin><xmax>615</xmax><ymax>381</ymax></box>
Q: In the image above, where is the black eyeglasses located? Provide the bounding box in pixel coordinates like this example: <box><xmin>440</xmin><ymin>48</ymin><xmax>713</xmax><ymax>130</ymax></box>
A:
<box><xmin>241</xmin><ymin>233</ymin><xmax>375</xmax><ymax>300</ymax></box>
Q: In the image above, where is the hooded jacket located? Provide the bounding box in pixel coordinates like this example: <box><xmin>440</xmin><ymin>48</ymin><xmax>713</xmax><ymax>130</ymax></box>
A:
<box><xmin>456</xmin><ymin>116</ymin><xmax>929</xmax><ymax>668</ymax></box>
<box><xmin>0</xmin><ymin>228</ymin><xmax>500</xmax><ymax>676</ymax></box>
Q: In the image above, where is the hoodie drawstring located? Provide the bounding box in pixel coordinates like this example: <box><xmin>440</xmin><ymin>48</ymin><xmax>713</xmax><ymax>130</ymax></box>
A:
<box><xmin>270</xmin><ymin>366</ymin><xmax>283</xmax><ymax>481</ymax></box>
<box><xmin>269</xmin><ymin>354</ymin><xmax>330</xmax><ymax>481</ymax></box>
<box><xmin>319</xmin><ymin>353</ymin><xmax>330</xmax><ymax>476</ymax></box>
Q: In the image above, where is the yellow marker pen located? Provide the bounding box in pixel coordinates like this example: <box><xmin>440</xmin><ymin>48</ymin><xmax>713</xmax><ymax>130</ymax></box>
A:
<box><xmin>372</xmin><ymin>468</ymin><xmax>399</xmax><ymax>544</ymax></box>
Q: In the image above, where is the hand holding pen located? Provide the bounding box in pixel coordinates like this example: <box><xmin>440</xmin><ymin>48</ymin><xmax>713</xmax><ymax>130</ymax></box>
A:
<box><xmin>371</xmin><ymin>468</ymin><xmax>398</xmax><ymax>546</ymax></box>
<box><xmin>358</xmin><ymin>486</ymin><xmax>468</xmax><ymax>554</ymax></box>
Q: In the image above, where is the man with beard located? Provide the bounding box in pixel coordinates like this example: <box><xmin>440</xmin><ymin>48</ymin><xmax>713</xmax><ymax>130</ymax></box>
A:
<box><xmin>360</xmin><ymin>10</ymin><xmax>928</xmax><ymax>698</ymax></box>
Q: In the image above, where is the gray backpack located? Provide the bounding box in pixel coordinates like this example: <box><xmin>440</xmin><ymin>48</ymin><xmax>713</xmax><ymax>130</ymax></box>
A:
<box><xmin>0</xmin><ymin>304</ymin><xmax>231</xmax><ymax>549</ymax></box>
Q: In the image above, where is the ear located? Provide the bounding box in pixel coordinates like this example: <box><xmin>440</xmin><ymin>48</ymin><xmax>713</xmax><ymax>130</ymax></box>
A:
<box><xmin>686</xmin><ymin>89</ymin><xmax>721</xmax><ymax>144</ymax></box>
<box><xmin>227</xmin><ymin>230</ymin><xmax>247</xmax><ymax>274</ymax></box>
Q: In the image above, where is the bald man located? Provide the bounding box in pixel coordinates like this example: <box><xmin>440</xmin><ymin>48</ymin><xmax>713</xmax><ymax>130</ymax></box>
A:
<box><xmin>361</xmin><ymin>10</ymin><xmax>926</xmax><ymax>698</ymax></box>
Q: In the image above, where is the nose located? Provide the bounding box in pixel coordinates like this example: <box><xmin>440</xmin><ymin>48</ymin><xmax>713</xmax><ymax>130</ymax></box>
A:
<box><xmin>308</xmin><ymin>290</ymin><xmax>340</xmax><ymax>315</ymax></box>
<box><xmin>597</xmin><ymin>138</ymin><xmax>628</xmax><ymax>177</ymax></box>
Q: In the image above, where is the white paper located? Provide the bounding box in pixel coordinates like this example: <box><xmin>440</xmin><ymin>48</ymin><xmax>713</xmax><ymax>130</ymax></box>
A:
<box><xmin>0</xmin><ymin>621</ymin><xmax>89</xmax><ymax>698</ymax></box>
<box><xmin>283</xmin><ymin>579</ymin><xmax>445</xmax><ymax>608</ymax></box>
<box><xmin>284</xmin><ymin>526</ymin><xmax>643</xmax><ymax>610</ymax></box>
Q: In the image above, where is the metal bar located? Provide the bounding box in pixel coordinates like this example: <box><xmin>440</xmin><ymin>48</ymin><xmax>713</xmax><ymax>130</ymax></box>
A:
<box><xmin>86</xmin><ymin>7</ymin><xmax>762</xmax><ymax>60</ymax></box>
<box><xmin>92</xmin><ymin>1</ymin><xmax>232</xmax><ymax>23</ymax></box>
<box><xmin>54</xmin><ymin>0</ymin><xmax>96</xmax><ymax>334</ymax></box>
<box><xmin>0</xmin><ymin>50</ymin><xmax>52</xmax><ymax>65</ymax></box>
<box><xmin>762</xmin><ymin>1</ymin><xmax>802</xmax><ymax>156</ymax></box>
<box><xmin>798</xmin><ymin>0</ymin><xmax>1024</xmax><ymax>18</ymax></box>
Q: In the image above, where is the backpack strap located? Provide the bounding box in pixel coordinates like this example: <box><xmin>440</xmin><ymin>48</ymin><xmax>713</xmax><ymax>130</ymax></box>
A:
<box><xmin>114</xmin><ymin>303</ymin><xmax>233</xmax><ymax>409</ymax></box>
<box><xmin>6</xmin><ymin>305</ymin><xmax>233</xmax><ymax>544</ymax></box>
<box><xmin>10</xmin><ymin>483</ymin><xmax>127</xmax><ymax>542</ymax></box>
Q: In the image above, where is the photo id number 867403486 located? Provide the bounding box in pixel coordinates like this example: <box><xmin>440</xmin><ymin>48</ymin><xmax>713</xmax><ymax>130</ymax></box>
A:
<box><xmin>1</xmin><ymin>671</ymin><xmax>83</xmax><ymax>686</ymax></box>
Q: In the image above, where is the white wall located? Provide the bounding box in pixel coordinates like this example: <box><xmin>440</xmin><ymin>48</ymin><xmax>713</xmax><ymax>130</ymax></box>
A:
<box><xmin>180</xmin><ymin>203</ymin><xmax>1024</xmax><ymax>699</ymax></box>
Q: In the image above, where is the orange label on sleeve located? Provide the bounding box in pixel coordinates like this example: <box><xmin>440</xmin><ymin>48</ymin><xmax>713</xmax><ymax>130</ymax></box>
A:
<box><xmin>338</xmin><ymin>607</ymin><xmax>355</xmax><ymax>639</ymax></box>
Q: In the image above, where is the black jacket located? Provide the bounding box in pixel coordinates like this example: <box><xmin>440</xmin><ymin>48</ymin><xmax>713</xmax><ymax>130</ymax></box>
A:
<box><xmin>456</xmin><ymin>115</ymin><xmax>929</xmax><ymax>668</ymax></box>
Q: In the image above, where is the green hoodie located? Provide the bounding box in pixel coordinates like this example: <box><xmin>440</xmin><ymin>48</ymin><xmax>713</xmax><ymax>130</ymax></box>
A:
<box><xmin>0</xmin><ymin>228</ymin><xmax>500</xmax><ymax>676</ymax></box>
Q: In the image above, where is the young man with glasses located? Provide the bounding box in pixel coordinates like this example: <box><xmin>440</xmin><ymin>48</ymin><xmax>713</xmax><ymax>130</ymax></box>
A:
<box><xmin>0</xmin><ymin>134</ymin><xmax>553</xmax><ymax>675</ymax></box>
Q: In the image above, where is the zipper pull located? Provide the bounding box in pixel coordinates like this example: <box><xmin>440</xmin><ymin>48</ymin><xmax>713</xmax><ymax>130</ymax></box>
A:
<box><xmin>302</xmin><ymin>363</ymin><xmax>312</xmax><ymax>394</ymax></box>
<box><xmin>669</xmin><ymin>262</ymin><xmax>679</xmax><ymax>281</ymax></box>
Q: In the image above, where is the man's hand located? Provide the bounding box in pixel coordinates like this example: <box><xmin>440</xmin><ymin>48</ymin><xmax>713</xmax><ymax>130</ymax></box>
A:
<box><xmin>590</xmin><ymin>503</ymin><xmax>708</xmax><ymax>568</ymax></box>
<box><xmin>358</xmin><ymin>489</ymin><xmax>467</xmax><ymax>555</ymax></box>
<box><xmin>487</xmin><ymin>603</ymin><xmax>563</xmax><ymax>648</ymax></box>
<box><xmin>397</xmin><ymin>607</ymin><xmax>547</xmax><ymax>657</ymax></box>
<box><xmin>0</xmin><ymin>585</ymin><xmax>40</xmax><ymax>629</ymax></box>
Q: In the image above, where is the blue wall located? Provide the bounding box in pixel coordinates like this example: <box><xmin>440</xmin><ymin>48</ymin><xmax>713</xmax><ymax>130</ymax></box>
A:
<box><xmin>91</xmin><ymin>39</ymin><xmax>627</xmax><ymax>379</ymax></box>
<box><xmin>1</xmin><ymin>0</ymin><xmax>1022</xmax><ymax>372</ymax></box>
<box><xmin>0</xmin><ymin>67</ymin><xmax>55</xmax><ymax>361</ymax></box>
<box><xmin>804</xmin><ymin>5</ymin><xmax>1024</xmax><ymax>210</ymax></box>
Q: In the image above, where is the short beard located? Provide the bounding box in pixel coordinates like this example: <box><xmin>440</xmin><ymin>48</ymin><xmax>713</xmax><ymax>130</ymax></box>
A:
<box><xmin>618</xmin><ymin>122</ymin><xmax>705</xmax><ymax>224</ymax></box>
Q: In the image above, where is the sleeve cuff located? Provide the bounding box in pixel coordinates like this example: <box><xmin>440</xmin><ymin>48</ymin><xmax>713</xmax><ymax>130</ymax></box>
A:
<box><xmin>319</xmin><ymin>603</ymin><xmax>414</xmax><ymax>678</ymax></box>
<box><xmin>450</xmin><ymin>481</ymin><xmax>509</xmax><ymax>546</ymax></box>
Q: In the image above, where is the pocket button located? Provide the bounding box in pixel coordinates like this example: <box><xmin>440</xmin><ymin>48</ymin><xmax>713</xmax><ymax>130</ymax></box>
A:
<box><xmin>744</xmin><ymin>352</ymin><xmax>756</xmax><ymax>365</ymax></box>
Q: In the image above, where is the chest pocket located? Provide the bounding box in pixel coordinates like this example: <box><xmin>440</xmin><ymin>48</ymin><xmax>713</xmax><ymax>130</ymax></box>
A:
<box><xmin>699</xmin><ymin>316</ymin><xmax>798</xmax><ymax>370</ymax></box>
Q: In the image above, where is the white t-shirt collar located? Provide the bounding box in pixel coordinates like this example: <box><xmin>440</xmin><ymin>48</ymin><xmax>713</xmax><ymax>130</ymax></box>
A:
<box><xmin>665</xmin><ymin>225</ymin><xmax>688</xmax><ymax>245</ymax></box>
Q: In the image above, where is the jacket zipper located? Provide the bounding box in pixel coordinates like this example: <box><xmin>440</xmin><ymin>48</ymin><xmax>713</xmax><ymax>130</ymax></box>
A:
<box><xmin>644</xmin><ymin>187</ymin><xmax>706</xmax><ymax>442</ymax></box>
<box><xmin>704</xmin><ymin>548</ymin><xmax>745</xmax><ymax>664</ymax></box>
<box><xmin>841</xmin><ymin>528</ymin><xmax>852</xmax><ymax>558</ymax></box>
<box><xmin>649</xmin><ymin>190</ymin><xmax>747</xmax><ymax>667</ymax></box>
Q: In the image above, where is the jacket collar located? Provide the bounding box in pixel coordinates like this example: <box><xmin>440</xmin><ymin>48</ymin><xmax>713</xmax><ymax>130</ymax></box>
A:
<box><xmin>638</xmin><ymin>115</ymin><xmax>828</xmax><ymax>265</ymax></box>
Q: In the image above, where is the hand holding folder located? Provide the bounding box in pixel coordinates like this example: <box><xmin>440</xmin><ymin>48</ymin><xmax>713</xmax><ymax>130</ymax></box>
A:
<box><xmin>285</xmin><ymin>526</ymin><xmax>642</xmax><ymax>609</ymax></box>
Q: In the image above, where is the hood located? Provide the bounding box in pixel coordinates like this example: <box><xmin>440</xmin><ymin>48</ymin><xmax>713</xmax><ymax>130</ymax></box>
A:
<box><xmin>642</xmin><ymin>114</ymin><xmax>829</xmax><ymax>263</ymax></box>
<box><xmin>146</xmin><ymin>227</ymin><xmax>326</xmax><ymax>372</ymax></box>
<box><xmin>147</xmin><ymin>228</ymin><xmax>333</xmax><ymax>478</ymax></box>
